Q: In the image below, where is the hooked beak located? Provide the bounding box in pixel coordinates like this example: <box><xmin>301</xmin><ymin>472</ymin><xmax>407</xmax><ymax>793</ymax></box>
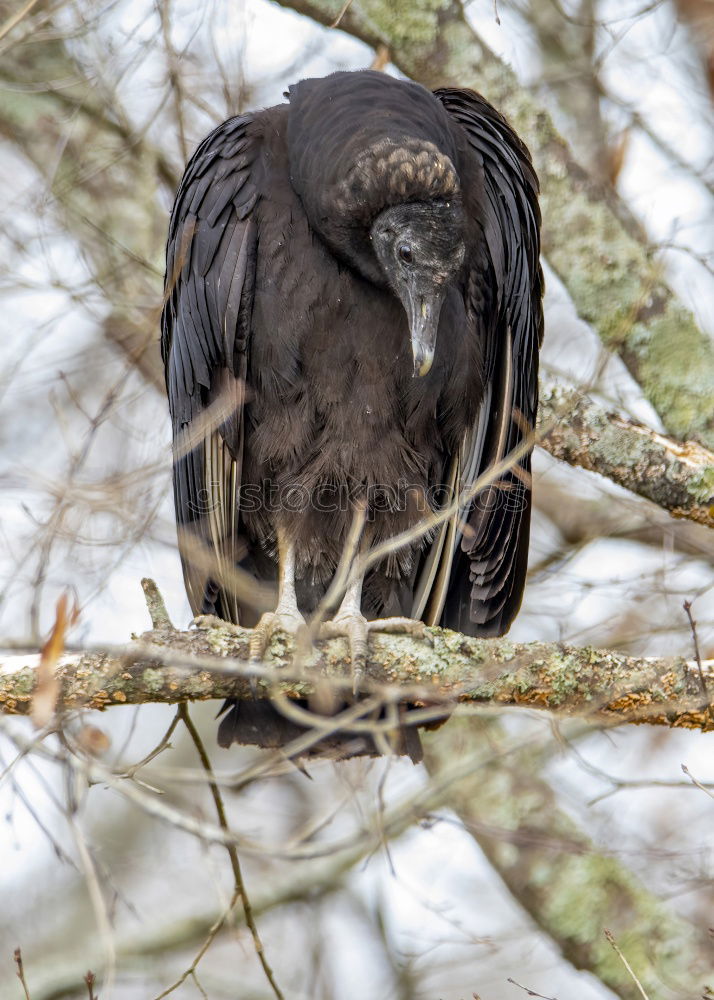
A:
<box><xmin>404</xmin><ymin>288</ymin><xmax>445</xmax><ymax>378</ymax></box>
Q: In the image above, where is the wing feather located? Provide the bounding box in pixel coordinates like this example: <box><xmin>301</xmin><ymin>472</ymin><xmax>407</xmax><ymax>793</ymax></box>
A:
<box><xmin>161</xmin><ymin>113</ymin><xmax>262</xmax><ymax>622</ymax></box>
<box><xmin>432</xmin><ymin>88</ymin><xmax>543</xmax><ymax>637</ymax></box>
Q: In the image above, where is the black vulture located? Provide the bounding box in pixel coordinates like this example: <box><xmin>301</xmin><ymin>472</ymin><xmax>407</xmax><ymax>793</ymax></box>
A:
<box><xmin>161</xmin><ymin>70</ymin><xmax>543</xmax><ymax>758</ymax></box>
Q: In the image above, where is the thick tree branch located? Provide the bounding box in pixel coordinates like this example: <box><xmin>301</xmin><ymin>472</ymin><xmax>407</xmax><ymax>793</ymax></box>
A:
<box><xmin>423</xmin><ymin>720</ymin><xmax>713</xmax><ymax>998</ymax></box>
<box><xmin>0</xmin><ymin>6</ymin><xmax>172</xmax><ymax>389</ymax></box>
<box><xmin>2</xmin><ymin>617</ymin><xmax>713</xmax><ymax>731</ymax></box>
<box><xmin>538</xmin><ymin>385</ymin><xmax>714</xmax><ymax>527</ymax></box>
<box><xmin>272</xmin><ymin>0</ymin><xmax>714</xmax><ymax>451</ymax></box>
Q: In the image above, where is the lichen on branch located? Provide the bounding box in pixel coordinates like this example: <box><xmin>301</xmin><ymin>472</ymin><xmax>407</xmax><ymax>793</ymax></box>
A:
<box><xmin>1</xmin><ymin>616</ymin><xmax>712</xmax><ymax>733</ymax></box>
<box><xmin>538</xmin><ymin>382</ymin><xmax>714</xmax><ymax>526</ymax></box>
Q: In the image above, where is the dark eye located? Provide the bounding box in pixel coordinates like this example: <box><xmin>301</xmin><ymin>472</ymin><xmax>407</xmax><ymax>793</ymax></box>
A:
<box><xmin>398</xmin><ymin>244</ymin><xmax>413</xmax><ymax>264</ymax></box>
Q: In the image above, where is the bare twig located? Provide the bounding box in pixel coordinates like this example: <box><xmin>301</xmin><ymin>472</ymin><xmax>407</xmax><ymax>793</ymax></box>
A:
<box><xmin>604</xmin><ymin>929</ymin><xmax>651</xmax><ymax>1000</ymax></box>
<box><xmin>329</xmin><ymin>0</ymin><xmax>353</xmax><ymax>28</ymax></box>
<box><xmin>152</xmin><ymin>889</ymin><xmax>240</xmax><ymax>1000</ymax></box>
<box><xmin>0</xmin><ymin>0</ymin><xmax>41</xmax><ymax>44</ymax></box>
<box><xmin>681</xmin><ymin>764</ymin><xmax>714</xmax><ymax>801</ymax></box>
<box><xmin>66</xmin><ymin>811</ymin><xmax>116</xmax><ymax>997</ymax></box>
<box><xmin>370</xmin><ymin>43</ymin><xmax>390</xmax><ymax>71</ymax></box>
<box><xmin>683</xmin><ymin>599</ymin><xmax>710</xmax><ymax>704</ymax></box>
<box><xmin>84</xmin><ymin>971</ymin><xmax>97</xmax><ymax>1000</ymax></box>
<box><xmin>178</xmin><ymin>704</ymin><xmax>285</xmax><ymax>1000</ymax></box>
<box><xmin>14</xmin><ymin>948</ymin><xmax>32</xmax><ymax>1000</ymax></box>
<box><xmin>156</xmin><ymin>0</ymin><xmax>188</xmax><ymax>162</ymax></box>
<box><xmin>507</xmin><ymin>978</ymin><xmax>558</xmax><ymax>1000</ymax></box>
<box><xmin>122</xmin><ymin>708</ymin><xmax>182</xmax><ymax>778</ymax></box>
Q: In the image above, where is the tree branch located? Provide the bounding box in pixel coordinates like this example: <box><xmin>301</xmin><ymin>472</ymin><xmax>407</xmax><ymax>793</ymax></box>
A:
<box><xmin>3</xmin><ymin>845</ymin><xmax>363</xmax><ymax>1000</ymax></box>
<box><xmin>538</xmin><ymin>384</ymin><xmax>714</xmax><ymax>526</ymax></box>
<box><xmin>2</xmin><ymin>617</ymin><xmax>712</xmax><ymax>732</ymax></box>
<box><xmin>0</xmin><ymin>5</ymin><xmax>173</xmax><ymax>389</ymax></box>
<box><xmin>423</xmin><ymin>719</ymin><xmax>713</xmax><ymax>998</ymax></box>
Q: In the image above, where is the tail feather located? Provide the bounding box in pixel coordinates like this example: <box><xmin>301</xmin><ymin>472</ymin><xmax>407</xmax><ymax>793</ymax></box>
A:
<box><xmin>217</xmin><ymin>698</ymin><xmax>423</xmax><ymax>763</ymax></box>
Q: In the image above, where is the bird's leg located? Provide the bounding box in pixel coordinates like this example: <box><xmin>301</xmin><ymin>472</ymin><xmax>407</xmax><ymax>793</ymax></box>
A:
<box><xmin>319</xmin><ymin>575</ymin><xmax>369</xmax><ymax>693</ymax></box>
<box><xmin>319</xmin><ymin>574</ymin><xmax>430</xmax><ymax>694</ymax></box>
<box><xmin>249</xmin><ymin>529</ymin><xmax>306</xmax><ymax>664</ymax></box>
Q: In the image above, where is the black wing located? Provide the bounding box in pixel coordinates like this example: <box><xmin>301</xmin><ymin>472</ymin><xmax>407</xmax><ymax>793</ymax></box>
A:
<box><xmin>161</xmin><ymin>114</ymin><xmax>261</xmax><ymax>622</ymax></box>
<box><xmin>420</xmin><ymin>88</ymin><xmax>543</xmax><ymax>637</ymax></box>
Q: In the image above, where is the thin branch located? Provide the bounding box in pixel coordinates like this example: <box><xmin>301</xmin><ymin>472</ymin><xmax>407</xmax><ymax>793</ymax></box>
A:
<box><xmin>329</xmin><ymin>0</ymin><xmax>353</xmax><ymax>28</ymax></box>
<box><xmin>4</xmin><ymin>714</ymin><xmax>709</xmax><ymax>1000</ymax></box>
<box><xmin>152</xmin><ymin>889</ymin><xmax>241</xmax><ymax>1000</ymax></box>
<box><xmin>83</xmin><ymin>971</ymin><xmax>97</xmax><ymax>1000</ymax></box>
<box><xmin>681</xmin><ymin>763</ymin><xmax>714</xmax><ymax>801</ymax></box>
<box><xmin>14</xmin><ymin>948</ymin><xmax>32</xmax><ymax>1000</ymax></box>
<box><xmin>683</xmin><ymin>599</ymin><xmax>710</xmax><ymax>707</ymax></box>
<box><xmin>178</xmin><ymin>704</ymin><xmax>285</xmax><ymax>1000</ymax></box>
<box><xmin>507</xmin><ymin>979</ymin><xmax>558</xmax><ymax>1000</ymax></box>
<box><xmin>1</xmin><ymin>810</ymin><xmax>370</xmax><ymax>1000</ymax></box>
<box><xmin>0</xmin><ymin>0</ymin><xmax>41</xmax><ymax>44</ymax></box>
<box><xmin>156</xmin><ymin>0</ymin><xmax>188</xmax><ymax>163</ymax></box>
<box><xmin>604</xmin><ymin>929</ymin><xmax>652</xmax><ymax>1000</ymax></box>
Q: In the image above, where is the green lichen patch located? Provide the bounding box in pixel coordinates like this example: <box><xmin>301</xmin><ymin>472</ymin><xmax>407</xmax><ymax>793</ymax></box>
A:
<box><xmin>362</xmin><ymin>0</ymin><xmax>449</xmax><ymax>53</ymax></box>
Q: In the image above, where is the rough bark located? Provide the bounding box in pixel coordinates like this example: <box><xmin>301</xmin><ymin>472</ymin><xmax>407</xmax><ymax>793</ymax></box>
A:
<box><xmin>538</xmin><ymin>385</ymin><xmax>714</xmax><ymax>526</ymax></box>
<box><xmin>2</xmin><ymin>616</ymin><xmax>713</xmax><ymax>731</ymax></box>
<box><xmin>272</xmin><ymin>0</ymin><xmax>714</xmax><ymax>451</ymax></box>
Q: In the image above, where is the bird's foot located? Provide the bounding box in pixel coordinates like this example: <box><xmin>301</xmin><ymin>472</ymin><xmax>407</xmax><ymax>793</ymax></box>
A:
<box><xmin>249</xmin><ymin>609</ymin><xmax>308</xmax><ymax>664</ymax></box>
<box><xmin>319</xmin><ymin>615</ymin><xmax>431</xmax><ymax>694</ymax></box>
<box><xmin>248</xmin><ymin>609</ymin><xmax>309</xmax><ymax>697</ymax></box>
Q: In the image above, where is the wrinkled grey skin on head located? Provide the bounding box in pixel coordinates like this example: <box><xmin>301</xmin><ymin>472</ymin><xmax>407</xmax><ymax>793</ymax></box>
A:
<box><xmin>371</xmin><ymin>199</ymin><xmax>466</xmax><ymax>376</ymax></box>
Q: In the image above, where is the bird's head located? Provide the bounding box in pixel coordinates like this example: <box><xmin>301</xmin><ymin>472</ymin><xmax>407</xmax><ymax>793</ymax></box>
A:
<box><xmin>371</xmin><ymin>199</ymin><xmax>465</xmax><ymax>377</ymax></box>
<box><xmin>287</xmin><ymin>75</ymin><xmax>468</xmax><ymax>376</ymax></box>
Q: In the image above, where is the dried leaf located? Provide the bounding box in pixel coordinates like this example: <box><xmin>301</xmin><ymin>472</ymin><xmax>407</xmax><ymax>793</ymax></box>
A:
<box><xmin>76</xmin><ymin>725</ymin><xmax>111</xmax><ymax>757</ymax></box>
<box><xmin>31</xmin><ymin>592</ymin><xmax>79</xmax><ymax>728</ymax></box>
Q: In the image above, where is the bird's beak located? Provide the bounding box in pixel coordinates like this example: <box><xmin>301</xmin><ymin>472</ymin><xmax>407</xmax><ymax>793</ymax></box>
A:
<box><xmin>405</xmin><ymin>289</ymin><xmax>445</xmax><ymax>378</ymax></box>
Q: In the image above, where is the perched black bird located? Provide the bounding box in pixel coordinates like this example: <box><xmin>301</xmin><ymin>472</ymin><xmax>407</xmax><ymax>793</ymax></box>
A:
<box><xmin>162</xmin><ymin>70</ymin><xmax>543</xmax><ymax>758</ymax></box>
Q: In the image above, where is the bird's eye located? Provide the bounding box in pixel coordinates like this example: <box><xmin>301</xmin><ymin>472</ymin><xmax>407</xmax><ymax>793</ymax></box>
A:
<box><xmin>398</xmin><ymin>244</ymin><xmax>413</xmax><ymax>264</ymax></box>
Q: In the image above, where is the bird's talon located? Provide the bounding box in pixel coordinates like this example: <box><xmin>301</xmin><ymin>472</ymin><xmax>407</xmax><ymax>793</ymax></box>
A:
<box><xmin>249</xmin><ymin>610</ymin><xmax>307</xmax><ymax>665</ymax></box>
<box><xmin>319</xmin><ymin>614</ymin><xmax>432</xmax><ymax>693</ymax></box>
<box><xmin>367</xmin><ymin>617</ymin><xmax>433</xmax><ymax>645</ymax></box>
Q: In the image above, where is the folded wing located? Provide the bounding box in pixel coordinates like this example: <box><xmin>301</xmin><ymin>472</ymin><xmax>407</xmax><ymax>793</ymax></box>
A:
<box><xmin>417</xmin><ymin>88</ymin><xmax>543</xmax><ymax>637</ymax></box>
<box><xmin>161</xmin><ymin>114</ymin><xmax>261</xmax><ymax>622</ymax></box>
